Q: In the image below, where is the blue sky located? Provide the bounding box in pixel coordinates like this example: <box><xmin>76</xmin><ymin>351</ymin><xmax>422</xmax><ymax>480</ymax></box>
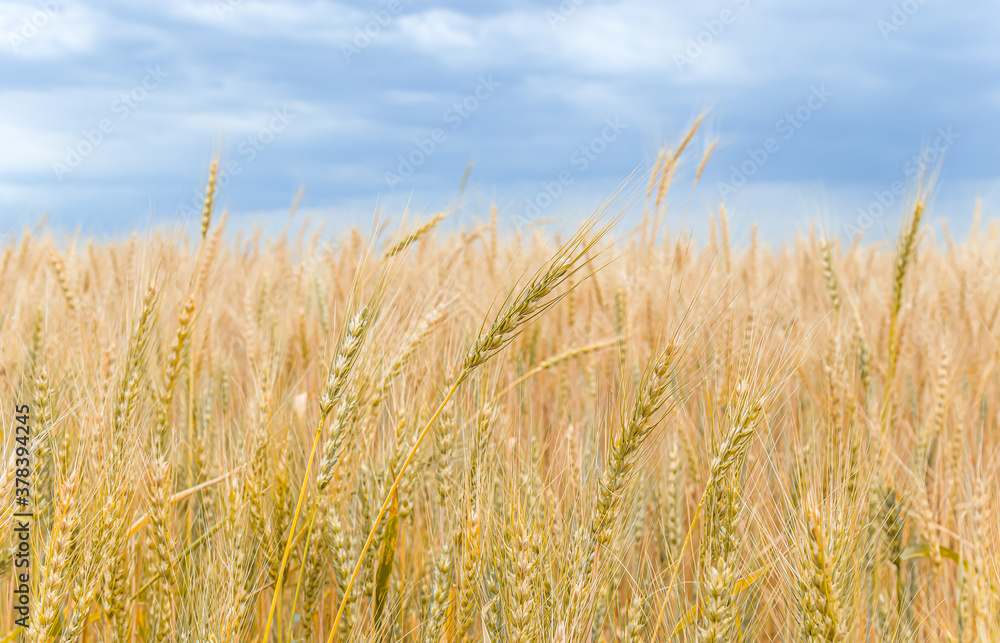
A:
<box><xmin>1</xmin><ymin>0</ymin><xmax>998</xmax><ymax>241</ymax></box>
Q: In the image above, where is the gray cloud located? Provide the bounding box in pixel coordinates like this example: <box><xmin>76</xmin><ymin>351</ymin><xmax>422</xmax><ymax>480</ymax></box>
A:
<box><xmin>0</xmin><ymin>0</ymin><xmax>997</xmax><ymax>240</ymax></box>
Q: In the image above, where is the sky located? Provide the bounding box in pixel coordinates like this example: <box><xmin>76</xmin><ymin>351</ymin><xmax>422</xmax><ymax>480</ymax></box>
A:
<box><xmin>1</xmin><ymin>0</ymin><xmax>998</xmax><ymax>242</ymax></box>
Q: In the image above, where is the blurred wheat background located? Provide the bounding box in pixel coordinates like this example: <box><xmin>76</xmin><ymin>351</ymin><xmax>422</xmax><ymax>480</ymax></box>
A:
<box><xmin>0</xmin><ymin>132</ymin><xmax>998</xmax><ymax>642</ymax></box>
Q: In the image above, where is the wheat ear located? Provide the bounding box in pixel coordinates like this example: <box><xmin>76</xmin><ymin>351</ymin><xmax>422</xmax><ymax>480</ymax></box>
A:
<box><xmin>327</xmin><ymin>218</ymin><xmax>613</xmax><ymax>640</ymax></box>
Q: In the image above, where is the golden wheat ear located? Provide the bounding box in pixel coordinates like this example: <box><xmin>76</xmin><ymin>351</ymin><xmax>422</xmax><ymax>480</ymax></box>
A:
<box><xmin>10</xmin><ymin>150</ymin><xmax>1000</xmax><ymax>643</ymax></box>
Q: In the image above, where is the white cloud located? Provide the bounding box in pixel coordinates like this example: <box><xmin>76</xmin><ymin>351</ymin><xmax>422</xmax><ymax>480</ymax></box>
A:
<box><xmin>385</xmin><ymin>3</ymin><xmax>686</xmax><ymax>76</ymax></box>
<box><xmin>166</xmin><ymin>0</ymin><xmax>360</xmax><ymax>42</ymax></box>
<box><xmin>0</xmin><ymin>111</ymin><xmax>65</xmax><ymax>173</ymax></box>
<box><xmin>0</xmin><ymin>1</ymin><xmax>101</xmax><ymax>59</ymax></box>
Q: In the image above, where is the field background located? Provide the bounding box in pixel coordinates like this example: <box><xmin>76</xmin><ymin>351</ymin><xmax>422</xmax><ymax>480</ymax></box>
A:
<box><xmin>0</xmin><ymin>155</ymin><xmax>998</xmax><ymax>642</ymax></box>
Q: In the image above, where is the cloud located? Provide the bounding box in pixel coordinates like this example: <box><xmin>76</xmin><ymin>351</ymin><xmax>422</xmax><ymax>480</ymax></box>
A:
<box><xmin>1</xmin><ymin>1</ymin><xmax>101</xmax><ymax>59</ymax></box>
<box><xmin>0</xmin><ymin>0</ymin><xmax>997</xmax><ymax>239</ymax></box>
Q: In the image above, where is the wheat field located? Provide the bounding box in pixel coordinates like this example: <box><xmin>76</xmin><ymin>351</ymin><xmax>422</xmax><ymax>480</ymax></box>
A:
<box><xmin>0</xmin><ymin>141</ymin><xmax>998</xmax><ymax>643</ymax></box>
